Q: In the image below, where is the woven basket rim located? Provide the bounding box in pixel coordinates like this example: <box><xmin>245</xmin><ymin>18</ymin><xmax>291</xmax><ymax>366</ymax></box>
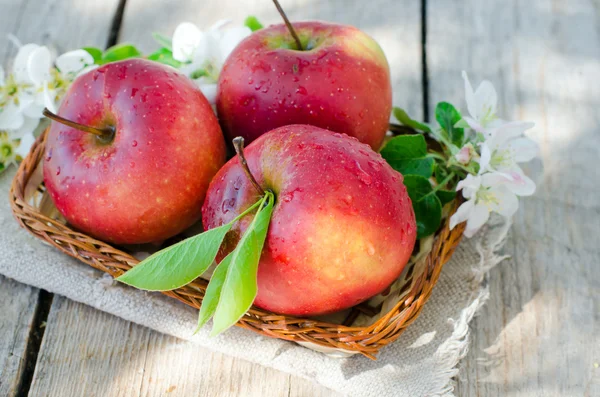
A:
<box><xmin>9</xmin><ymin>129</ymin><xmax>466</xmax><ymax>359</ymax></box>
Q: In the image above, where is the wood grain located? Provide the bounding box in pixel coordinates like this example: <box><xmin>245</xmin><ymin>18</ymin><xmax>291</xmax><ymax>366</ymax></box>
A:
<box><xmin>427</xmin><ymin>0</ymin><xmax>600</xmax><ymax>395</ymax></box>
<box><xmin>0</xmin><ymin>276</ymin><xmax>39</xmax><ymax>397</ymax></box>
<box><xmin>29</xmin><ymin>297</ymin><xmax>335</xmax><ymax>397</ymax></box>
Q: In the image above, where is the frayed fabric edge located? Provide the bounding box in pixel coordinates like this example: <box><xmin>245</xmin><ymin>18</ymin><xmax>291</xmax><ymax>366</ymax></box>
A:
<box><xmin>425</xmin><ymin>218</ymin><xmax>512</xmax><ymax>397</ymax></box>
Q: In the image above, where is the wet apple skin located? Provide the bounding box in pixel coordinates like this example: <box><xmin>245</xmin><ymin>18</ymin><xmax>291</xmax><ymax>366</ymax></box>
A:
<box><xmin>217</xmin><ymin>22</ymin><xmax>392</xmax><ymax>151</ymax></box>
<box><xmin>202</xmin><ymin>125</ymin><xmax>416</xmax><ymax>316</ymax></box>
<box><xmin>44</xmin><ymin>59</ymin><xmax>226</xmax><ymax>244</ymax></box>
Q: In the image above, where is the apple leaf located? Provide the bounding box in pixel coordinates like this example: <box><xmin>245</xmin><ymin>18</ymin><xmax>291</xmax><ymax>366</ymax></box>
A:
<box><xmin>101</xmin><ymin>43</ymin><xmax>142</xmax><ymax>64</ymax></box>
<box><xmin>393</xmin><ymin>107</ymin><xmax>432</xmax><ymax>132</ymax></box>
<box><xmin>82</xmin><ymin>47</ymin><xmax>103</xmax><ymax>64</ymax></box>
<box><xmin>244</xmin><ymin>16</ymin><xmax>263</xmax><ymax>31</ymax></box>
<box><xmin>116</xmin><ymin>199</ymin><xmax>263</xmax><ymax>291</ymax></box>
<box><xmin>436</xmin><ymin>189</ymin><xmax>457</xmax><ymax>206</ymax></box>
<box><xmin>147</xmin><ymin>48</ymin><xmax>182</xmax><ymax>68</ymax></box>
<box><xmin>210</xmin><ymin>191</ymin><xmax>275</xmax><ymax>336</ymax></box>
<box><xmin>403</xmin><ymin>175</ymin><xmax>443</xmax><ymax>238</ymax></box>
<box><xmin>380</xmin><ymin>134</ymin><xmax>434</xmax><ymax>178</ymax></box>
<box><xmin>195</xmin><ymin>252</ymin><xmax>233</xmax><ymax>333</ymax></box>
<box><xmin>435</xmin><ymin>102</ymin><xmax>464</xmax><ymax>147</ymax></box>
<box><xmin>152</xmin><ymin>32</ymin><xmax>173</xmax><ymax>51</ymax></box>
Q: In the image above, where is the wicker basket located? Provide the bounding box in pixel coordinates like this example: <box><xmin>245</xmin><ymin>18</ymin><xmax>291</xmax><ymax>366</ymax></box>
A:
<box><xmin>9</xmin><ymin>129</ymin><xmax>465</xmax><ymax>359</ymax></box>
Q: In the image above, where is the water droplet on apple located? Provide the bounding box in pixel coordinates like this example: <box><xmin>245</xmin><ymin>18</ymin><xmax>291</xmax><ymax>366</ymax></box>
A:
<box><xmin>233</xmin><ymin>177</ymin><xmax>243</xmax><ymax>191</ymax></box>
<box><xmin>248</xmin><ymin>77</ymin><xmax>254</xmax><ymax>84</ymax></box>
<box><xmin>296</xmin><ymin>86</ymin><xmax>307</xmax><ymax>95</ymax></box>
<box><xmin>333</xmin><ymin>133</ymin><xmax>343</xmax><ymax>138</ymax></box>
<box><xmin>45</xmin><ymin>149</ymin><xmax>52</xmax><ymax>162</ymax></box>
<box><xmin>221</xmin><ymin>198</ymin><xmax>236</xmax><ymax>213</ymax></box>
<box><xmin>355</xmin><ymin>161</ymin><xmax>372</xmax><ymax>185</ymax></box>
<box><xmin>132</xmin><ymin>140</ymin><xmax>138</xmax><ymax>147</ymax></box>
<box><xmin>56</xmin><ymin>167</ymin><xmax>61</xmax><ymax>175</ymax></box>
<box><xmin>131</xmin><ymin>87</ymin><xmax>138</xmax><ymax>98</ymax></box>
<box><xmin>130</xmin><ymin>162</ymin><xmax>135</xmax><ymax>169</ymax></box>
<box><xmin>366</xmin><ymin>242</ymin><xmax>375</xmax><ymax>256</ymax></box>
<box><xmin>104</xmin><ymin>92</ymin><xmax>112</xmax><ymax>99</ymax></box>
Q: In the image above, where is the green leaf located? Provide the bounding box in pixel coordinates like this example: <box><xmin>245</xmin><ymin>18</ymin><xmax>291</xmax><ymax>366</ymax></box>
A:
<box><xmin>393</xmin><ymin>107</ymin><xmax>431</xmax><ymax>132</ymax></box>
<box><xmin>101</xmin><ymin>43</ymin><xmax>142</xmax><ymax>64</ymax></box>
<box><xmin>434</xmin><ymin>162</ymin><xmax>449</xmax><ymax>184</ymax></box>
<box><xmin>435</xmin><ymin>102</ymin><xmax>464</xmax><ymax>147</ymax></box>
<box><xmin>195</xmin><ymin>252</ymin><xmax>233</xmax><ymax>333</ymax></box>
<box><xmin>152</xmin><ymin>32</ymin><xmax>173</xmax><ymax>51</ymax></box>
<box><xmin>403</xmin><ymin>175</ymin><xmax>443</xmax><ymax>238</ymax></box>
<box><xmin>380</xmin><ymin>135</ymin><xmax>434</xmax><ymax>178</ymax></box>
<box><xmin>116</xmin><ymin>198</ymin><xmax>264</xmax><ymax>291</ymax></box>
<box><xmin>436</xmin><ymin>189</ymin><xmax>456</xmax><ymax>206</ymax></box>
<box><xmin>147</xmin><ymin>48</ymin><xmax>182</xmax><ymax>68</ymax></box>
<box><xmin>82</xmin><ymin>47</ymin><xmax>103</xmax><ymax>64</ymax></box>
<box><xmin>116</xmin><ymin>223</ymin><xmax>234</xmax><ymax>291</ymax></box>
<box><xmin>244</xmin><ymin>16</ymin><xmax>263</xmax><ymax>31</ymax></box>
<box><xmin>211</xmin><ymin>192</ymin><xmax>275</xmax><ymax>336</ymax></box>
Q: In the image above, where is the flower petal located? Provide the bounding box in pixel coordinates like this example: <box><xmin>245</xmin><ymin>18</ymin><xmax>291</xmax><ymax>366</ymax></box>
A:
<box><xmin>509</xmin><ymin>137</ymin><xmax>539</xmax><ymax>163</ymax></box>
<box><xmin>27</xmin><ymin>46</ymin><xmax>52</xmax><ymax>86</ymax></box>
<box><xmin>209</xmin><ymin>19</ymin><xmax>231</xmax><ymax>32</ymax></box>
<box><xmin>13</xmin><ymin>43</ymin><xmax>39</xmax><ymax>83</ymax></box>
<box><xmin>462</xmin><ymin>71</ymin><xmax>477</xmax><ymax>120</ymax></box>
<box><xmin>483</xmin><ymin>168</ymin><xmax>536</xmax><ymax>197</ymax></box>
<box><xmin>0</xmin><ymin>101</ymin><xmax>25</xmax><ymax>130</ymax></box>
<box><xmin>450</xmin><ymin>198</ymin><xmax>475</xmax><ymax>230</ymax></box>
<box><xmin>456</xmin><ymin>174</ymin><xmax>481</xmax><ymax>199</ymax></box>
<box><xmin>172</xmin><ymin>22</ymin><xmax>203</xmax><ymax>62</ymax></box>
<box><xmin>15</xmin><ymin>132</ymin><xmax>36</xmax><ymax>158</ymax></box>
<box><xmin>478</xmin><ymin>143</ymin><xmax>491</xmax><ymax>172</ymax></box>
<box><xmin>487</xmin><ymin>121</ymin><xmax>535</xmax><ymax>148</ymax></box>
<box><xmin>219</xmin><ymin>26</ymin><xmax>251</xmax><ymax>60</ymax></box>
<box><xmin>7</xmin><ymin>116</ymin><xmax>38</xmax><ymax>140</ymax></box>
<box><xmin>487</xmin><ymin>185</ymin><xmax>519</xmax><ymax>217</ymax></box>
<box><xmin>472</xmin><ymin>80</ymin><xmax>497</xmax><ymax>120</ymax></box>
<box><xmin>464</xmin><ymin>203</ymin><xmax>490</xmax><ymax>238</ymax></box>
<box><xmin>56</xmin><ymin>49</ymin><xmax>94</xmax><ymax>75</ymax></box>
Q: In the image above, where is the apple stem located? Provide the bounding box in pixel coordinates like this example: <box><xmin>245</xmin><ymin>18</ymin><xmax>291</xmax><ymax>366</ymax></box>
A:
<box><xmin>232</xmin><ymin>137</ymin><xmax>265</xmax><ymax>196</ymax></box>
<box><xmin>272</xmin><ymin>0</ymin><xmax>303</xmax><ymax>50</ymax></box>
<box><xmin>43</xmin><ymin>108</ymin><xmax>115</xmax><ymax>139</ymax></box>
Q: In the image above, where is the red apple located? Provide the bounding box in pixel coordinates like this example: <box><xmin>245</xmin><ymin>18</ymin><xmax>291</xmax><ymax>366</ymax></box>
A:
<box><xmin>44</xmin><ymin>59</ymin><xmax>226</xmax><ymax>244</ymax></box>
<box><xmin>202</xmin><ymin>125</ymin><xmax>416</xmax><ymax>316</ymax></box>
<box><xmin>217</xmin><ymin>22</ymin><xmax>392</xmax><ymax>150</ymax></box>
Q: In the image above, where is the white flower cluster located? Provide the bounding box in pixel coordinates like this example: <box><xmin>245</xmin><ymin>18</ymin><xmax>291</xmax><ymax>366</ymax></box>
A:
<box><xmin>171</xmin><ymin>21</ymin><xmax>251</xmax><ymax>103</ymax></box>
<box><xmin>0</xmin><ymin>39</ymin><xmax>96</xmax><ymax>170</ymax></box>
<box><xmin>449</xmin><ymin>72</ymin><xmax>538</xmax><ymax>237</ymax></box>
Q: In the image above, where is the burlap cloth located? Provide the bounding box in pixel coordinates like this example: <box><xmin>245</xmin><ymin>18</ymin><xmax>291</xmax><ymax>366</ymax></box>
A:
<box><xmin>0</xmin><ymin>168</ymin><xmax>510</xmax><ymax>397</ymax></box>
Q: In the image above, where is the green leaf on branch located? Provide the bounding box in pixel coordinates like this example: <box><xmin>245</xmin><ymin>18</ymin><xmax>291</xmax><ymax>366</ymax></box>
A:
<box><xmin>82</xmin><ymin>47</ymin><xmax>103</xmax><ymax>64</ymax></box>
<box><xmin>116</xmin><ymin>198</ymin><xmax>264</xmax><ymax>290</ymax></box>
<box><xmin>152</xmin><ymin>32</ymin><xmax>173</xmax><ymax>51</ymax></box>
<box><xmin>435</xmin><ymin>102</ymin><xmax>464</xmax><ymax>147</ymax></box>
<box><xmin>116</xmin><ymin>223</ymin><xmax>233</xmax><ymax>291</ymax></box>
<box><xmin>101</xmin><ymin>43</ymin><xmax>142</xmax><ymax>64</ymax></box>
<box><xmin>436</xmin><ymin>189</ymin><xmax>456</xmax><ymax>206</ymax></box>
<box><xmin>244</xmin><ymin>16</ymin><xmax>263</xmax><ymax>31</ymax></box>
<box><xmin>380</xmin><ymin>134</ymin><xmax>434</xmax><ymax>178</ymax></box>
<box><xmin>393</xmin><ymin>107</ymin><xmax>431</xmax><ymax>132</ymax></box>
<box><xmin>210</xmin><ymin>191</ymin><xmax>275</xmax><ymax>336</ymax></box>
<box><xmin>403</xmin><ymin>175</ymin><xmax>442</xmax><ymax>238</ymax></box>
<box><xmin>195</xmin><ymin>252</ymin><xmax>233</xmax><ymax>333</ymax></box>
<box><xmin>147</xmin><ymin>48</ymin><xmax>182</xmax><ymax>68</ymax></box>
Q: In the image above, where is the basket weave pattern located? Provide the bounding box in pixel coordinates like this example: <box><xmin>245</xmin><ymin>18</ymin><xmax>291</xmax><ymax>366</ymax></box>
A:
<box><xmin>10</xmin><ymin>130</ymin><xmax>465</xmax><ymax>359</ymax></box>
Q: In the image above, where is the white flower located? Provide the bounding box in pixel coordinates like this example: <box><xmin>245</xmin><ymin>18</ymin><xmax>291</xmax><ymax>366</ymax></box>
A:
<box><xmin>15</xmin><ymin>132</ymin><xmax>35</xmax><ymax>158</ymax></box>
<box><xmin>455</xmin><ymin>142</ymin><xmax>478</xmax><ymax>165</ymax></box>
<box><xmin>478</xmin><ymin>121</ymin><xmax>538</xmax><ymax>196</ymax></box>
<box><xmin>460</xmin><ymin>71</ymin><xmax>504</xmax><ymax>133</ymax></box>
<box><xmin>450</xmin><ymin>174</ymin><xmax>519</xmax><ymax>238</ymax></box>
<box><xmin>56</xmin><ymin>49</ymin><xmax>97</xmax><ymax>79</ymax></box>
<box><xmin>171</xmin><ymin>21</ymin><xmax>251</xmax><ymax>103</ymax></box>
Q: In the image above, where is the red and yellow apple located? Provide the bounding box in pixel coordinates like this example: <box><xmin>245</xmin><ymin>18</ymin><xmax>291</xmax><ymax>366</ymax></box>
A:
<box><xmin>217</xmin><ymin>22</ymin><xmax>392</xmax><ymax>150</ymax></box>
<box><xmin>44</xmin><ymin>59</ymin><xmax>226</xmax><ymax>244</ymax></box>
<box><xmin>202</xmin><ymin>125</ymin><xmax>416</xmax><ymax>316</ymax></box>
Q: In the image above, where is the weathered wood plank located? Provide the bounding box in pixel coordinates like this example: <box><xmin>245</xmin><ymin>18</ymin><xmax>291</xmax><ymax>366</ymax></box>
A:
<box><xmin>427</xmin><ymin>0</ymin><xmax>600</xmax><ymax>396</ymax></box>
<box><xmin>29</xmin><ymin>297</ymin><xmax>335</xmax><ymax>397</ymax></box>
<box><xmin>0</xmin><ymin>276</ymin><xmax>39</xmax><ymax>397</ymax></box>
<box><xmin>0</xmin><ymin>1</ymin><xmax>121</xmax><ymax>395</ymax></box>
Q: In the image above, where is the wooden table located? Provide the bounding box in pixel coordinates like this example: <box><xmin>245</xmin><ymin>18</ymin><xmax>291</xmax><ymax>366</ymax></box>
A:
<box><xmin>1</xmin><ymin>0</ymin><xmax>598</xmax><ymax>396</ymax></box>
